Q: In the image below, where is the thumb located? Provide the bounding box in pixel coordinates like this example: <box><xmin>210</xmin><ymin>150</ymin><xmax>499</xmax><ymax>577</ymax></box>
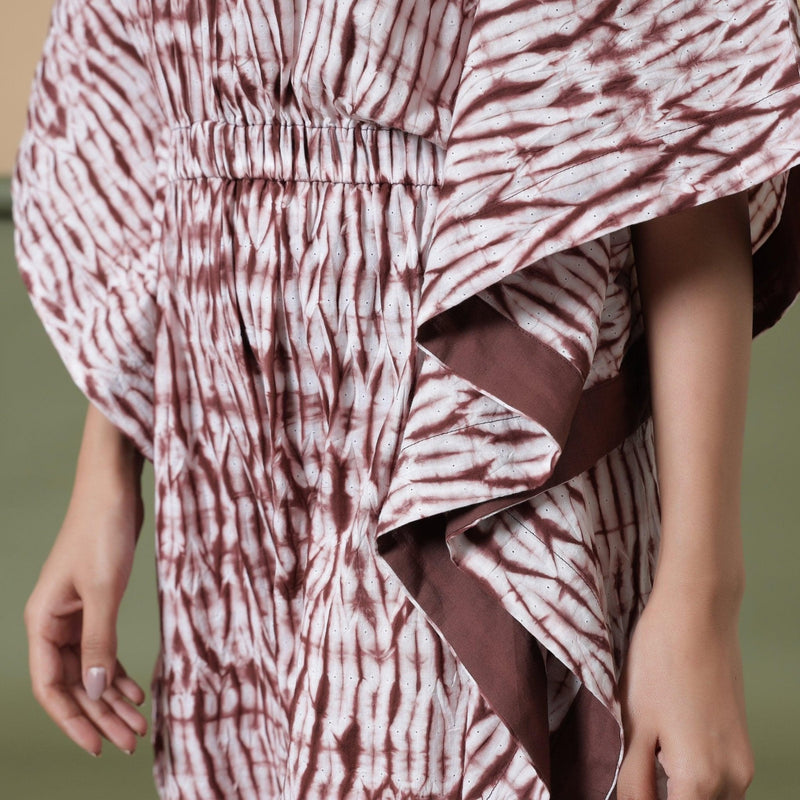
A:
<box><xmin>616</xmin><ymin>730</ymin><xmax>659</xmax><ymax>800</ymax></box>
<box><xmin>81</xmin><ymin>587</ymin><xmax>119</xmax><ymax>702</ymax></box>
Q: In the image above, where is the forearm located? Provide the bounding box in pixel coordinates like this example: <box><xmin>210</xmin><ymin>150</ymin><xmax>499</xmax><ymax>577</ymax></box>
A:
<box><xmin>25</xmin><ymin>400</ymin><xmax>148</xmax><ymax>756</ymax></box>
<box><xmin>631</xmin><ymin>190</ymin><xmax>753</xmax><ymax>602</ymax></box>
<box><xmin>72</xmin><ymin>402</ymin><xmax>144</xmax><ymax>502</ymax></box>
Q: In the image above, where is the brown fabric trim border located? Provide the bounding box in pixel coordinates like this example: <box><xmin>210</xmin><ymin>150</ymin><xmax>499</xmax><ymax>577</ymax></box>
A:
<box><xmin>550</xmin><ymin>682</ymin><xmax>623</xmax><ymax>800</ymax></box>
<box><xmin>752</xmin><ymin>164</ymin><xmax>800</xmax><ymax>336</ymax></box>
<box><xmin>445</xmin><ymin>334</ymin><xmax>650</xmax><ymax>538</ymax></box>
<box><xmin>417</xmin><ymin>294</ymin><xmax>586</xmax><ymax>445</ymax></box>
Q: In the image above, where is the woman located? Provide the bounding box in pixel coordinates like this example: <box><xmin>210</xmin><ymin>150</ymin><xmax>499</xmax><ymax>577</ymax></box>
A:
<box><xmin>14</xmin><ymin>1</ymin><xmax>800</xmax><ymax>798</ymax></box>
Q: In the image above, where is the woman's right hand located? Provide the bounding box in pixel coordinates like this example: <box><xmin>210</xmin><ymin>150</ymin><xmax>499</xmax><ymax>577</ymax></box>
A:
<box><xmin>23</xmin><ymin>402</ymin><xmax>149</xmax><ymax>757</ymax></box>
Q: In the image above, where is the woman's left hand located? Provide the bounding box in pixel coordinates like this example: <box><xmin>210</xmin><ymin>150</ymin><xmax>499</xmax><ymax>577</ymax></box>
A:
<box><xmin>616</xmin><ymin>575</ymin><xmax>755</xmax><ymax>800</ymax></box>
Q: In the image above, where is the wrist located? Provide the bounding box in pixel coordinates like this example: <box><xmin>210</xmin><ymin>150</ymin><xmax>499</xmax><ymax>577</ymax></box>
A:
<box><xmin>657</xmin><ymin>507</ymin><xmax>745</xmax><ymax>576</ymax></box>
<box><xmin>650</xmin><ymin>553</ymin><xmax>745</xmax><ymax>620</ymax></box>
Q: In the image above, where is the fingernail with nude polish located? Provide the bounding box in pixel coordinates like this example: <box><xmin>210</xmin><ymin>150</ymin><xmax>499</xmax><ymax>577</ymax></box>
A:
<box><xmin>86</xmin><ymin>667</ymin><xmax>107</xmax><ymax>701</ymax></box>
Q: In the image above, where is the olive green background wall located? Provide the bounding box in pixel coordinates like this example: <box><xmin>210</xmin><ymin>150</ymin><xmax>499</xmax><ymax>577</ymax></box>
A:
<box><xmin>1</xmin><ymin>2</ymin><xmax>798</xmax><ymax>798</ymax></box>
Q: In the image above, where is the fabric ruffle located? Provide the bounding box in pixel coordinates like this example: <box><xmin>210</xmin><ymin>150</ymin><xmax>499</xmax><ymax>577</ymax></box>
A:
<box><xmin>377</xmin><ymin>1</ymin><xmax>800</xmax><ymax>797</ymax></box>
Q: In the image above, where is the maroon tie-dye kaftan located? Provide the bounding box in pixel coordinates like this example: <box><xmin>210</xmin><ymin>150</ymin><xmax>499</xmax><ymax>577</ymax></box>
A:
<box><xmin>12</xmin><ymin>1</ymin><xmax>800</xmax><ymax>798</ymax></box>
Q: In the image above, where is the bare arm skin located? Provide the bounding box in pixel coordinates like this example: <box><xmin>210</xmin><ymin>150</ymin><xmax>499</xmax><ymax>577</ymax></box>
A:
<box><xmin>619</xmin><ymin>191</ymin><xmax>755</xmax><ymax>800</ymax></box>
<box><xmin>24</xmin><ymin>402</ymin><xmax>148</xmax><ymax>756</ymax></box>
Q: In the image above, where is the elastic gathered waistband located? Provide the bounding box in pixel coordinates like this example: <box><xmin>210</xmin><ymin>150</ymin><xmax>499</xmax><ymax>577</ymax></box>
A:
<box><xmin>168</xmin><ymin>120</ymin><xmax>446</xmax><ymax>187</ymax></box>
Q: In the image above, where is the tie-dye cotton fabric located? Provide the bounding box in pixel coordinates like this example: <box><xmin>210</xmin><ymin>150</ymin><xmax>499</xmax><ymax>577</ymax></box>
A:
<box><xmin>12</xmin><ymin>1</ymin><xmax>800</xmax><ymax>798</ymax></box>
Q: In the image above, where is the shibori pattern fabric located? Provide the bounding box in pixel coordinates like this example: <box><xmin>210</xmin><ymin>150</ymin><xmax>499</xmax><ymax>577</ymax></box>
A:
<box><xmin>11</xmin><ymin>0</ymin><xmax>800</xmax><ymax>798</ymax></box>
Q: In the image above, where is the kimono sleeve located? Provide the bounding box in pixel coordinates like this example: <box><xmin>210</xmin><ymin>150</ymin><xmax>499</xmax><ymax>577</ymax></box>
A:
<box><xmin>12</xmin><ymin>0</ymin><xmax>163</xmax><ymax>461</ymax></box>
<box><xmin>417</xmin><ymin>0</ymin><xmax>800</xmax><ymax>332</ymax></box>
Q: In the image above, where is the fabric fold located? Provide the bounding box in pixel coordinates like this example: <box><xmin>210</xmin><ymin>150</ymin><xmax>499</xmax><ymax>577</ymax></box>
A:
<box><xmin>375</xmin><ymin>334</ymin><xmax>651</xmax><ymax>797</ymax></box>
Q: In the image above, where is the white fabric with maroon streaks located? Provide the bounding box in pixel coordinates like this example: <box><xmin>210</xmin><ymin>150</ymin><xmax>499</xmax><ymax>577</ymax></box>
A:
<box><xmin>13</xmin><ymin>1</ymin><xmax>800</xmax><ymax>798</ymax></box>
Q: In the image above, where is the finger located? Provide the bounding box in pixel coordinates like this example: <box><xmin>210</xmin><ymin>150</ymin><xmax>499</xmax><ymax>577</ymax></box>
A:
<box><xmin>112</xmin><ymin>661</ymin><xmax>146</xmax><ymax>706</ymax></box>
<box><xmin>103</xmin><ymin>684</ymin><xmax>148</xmax><ymax>737</ymax></box>
<box><xmin>65</xmin><ymin>648</ymin><xmax>146</xmax><ymax>749</ymax></box>
<box><xmin>38</xmin><ymin>683</ymin><xmax>104</xmax><ymax>756</ymax></box>
<box><xmin>80</xmin><ymin>586</ymin><xmax>120</xmax><ymax>701</ymax></box>
<box><xmin>617</xmin><ymin>733</ymin><xmax>659</xmax><ymax>800</ymax></box>
<box><xmin>72</xmin><ymin>684</ymin><xmax>140</xmax><ymax>754</ymax></box>
<box><xmin>28</xmin><ymin>624</ymin><xmax>101</xmax><ymax>755</ymax></box>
